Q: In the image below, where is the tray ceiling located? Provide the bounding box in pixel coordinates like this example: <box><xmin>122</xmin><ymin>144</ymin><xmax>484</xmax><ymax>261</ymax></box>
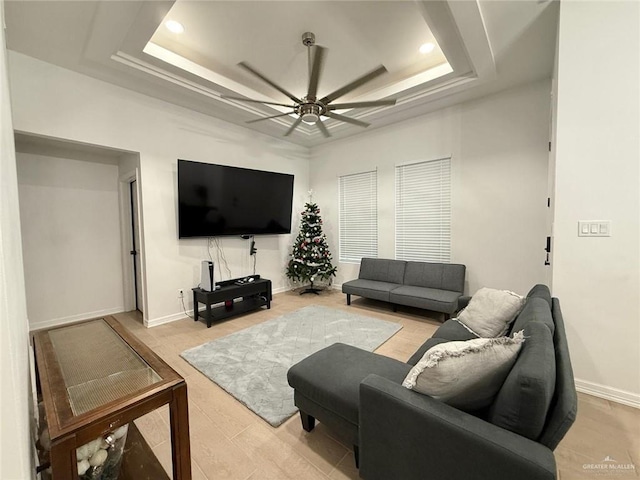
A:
<box><xmin>4</xmin><ymin>0</ymin><xmax>558</xmax><ymax>147</ymax></box>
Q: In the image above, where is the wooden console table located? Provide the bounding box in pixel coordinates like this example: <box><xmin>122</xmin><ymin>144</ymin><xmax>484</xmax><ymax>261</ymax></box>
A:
<box><xmin>33</xmin><ymin>316</ymin><xmax>191</xmax><ymax>480</ymax></box>
<box><xmin>192</xmin><ymin>275</ymin><xmax>272</xmax><ymax>327</ymax></box>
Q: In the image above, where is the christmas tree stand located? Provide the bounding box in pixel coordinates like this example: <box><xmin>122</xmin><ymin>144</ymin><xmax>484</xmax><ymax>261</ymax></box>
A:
<box><xmin>299</xmin><ymin>281</ymin><xmax>321</xmax><ymax>295</ymax></box>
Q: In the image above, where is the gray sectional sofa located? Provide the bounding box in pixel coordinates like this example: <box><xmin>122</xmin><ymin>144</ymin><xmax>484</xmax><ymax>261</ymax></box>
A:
<box><xmin>342</xmin><ymin>258</ymin><xmax>466</xmax><ymax>319</ymax></box>
<box><xmin>287</xmin><ymin>284</ymin><xmax>577</xmax><ymax>480</ymax></box>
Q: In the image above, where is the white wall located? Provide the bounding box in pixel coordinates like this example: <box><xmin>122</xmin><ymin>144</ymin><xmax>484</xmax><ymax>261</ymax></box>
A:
<box><xmin>16</xmin><ymin>152</ymin><xmax>125</xmax><ymax>330</ymax></box>
<box><xmin>553</xmin><ymin>1</ymin><xmax>640</xmax><ymax>403</ymax></box>
<box><xmin>310</xmin><ymin>80</ymin><xmax>551</xmax><ymax>296</ymax></box>
<box><xmin>0</xmin><ymin>1</ymin><xmax>32</xmax><ymax>477</ymax></box>
<box><xmin>8</xmin><ymin>51</ymin><xmax>310</xmax><ymax>326</ymax></box>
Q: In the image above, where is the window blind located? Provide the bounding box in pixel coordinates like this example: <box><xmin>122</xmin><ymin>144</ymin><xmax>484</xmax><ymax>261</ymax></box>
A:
<box><xmin>339</xmin><ymin>170</ymin><xmax>378</xmax><ymax>263</ymax></box>
<box><xmin>395</xmin><ymin>158</ymin><xmax>451</xmax><ymax>262</ymax></box>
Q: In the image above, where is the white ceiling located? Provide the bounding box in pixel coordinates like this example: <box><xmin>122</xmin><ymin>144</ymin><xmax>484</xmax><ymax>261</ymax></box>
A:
<box><xmin>4</xmin><ymin>0</ymin><xmax>559</xmax><ymax>147</ymax></box>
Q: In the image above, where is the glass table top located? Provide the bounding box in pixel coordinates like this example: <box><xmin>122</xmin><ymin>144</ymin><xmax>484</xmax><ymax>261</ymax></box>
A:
<box><xmin>48</xmin><ymin>319</ymin><xmax>161</xmax><ymax>416</ymax></box>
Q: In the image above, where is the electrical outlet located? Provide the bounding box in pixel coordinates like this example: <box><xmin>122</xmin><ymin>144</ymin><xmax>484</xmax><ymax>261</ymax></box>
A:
<box><xmin>178</xmin><ymin>289</ymin><xmax>184</xmax><ymax>298</ymax></box>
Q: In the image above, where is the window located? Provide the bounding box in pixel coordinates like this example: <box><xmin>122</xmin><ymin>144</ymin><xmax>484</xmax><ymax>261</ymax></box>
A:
<box><xmin>339</xmin><ymin>170</ymin><xmax>378</xmax><ymax>263</ymax></box>
<box><xmin>395</xmin><ymin>158</ymin><xmax>451</xmax><ymax>262</ymax></box>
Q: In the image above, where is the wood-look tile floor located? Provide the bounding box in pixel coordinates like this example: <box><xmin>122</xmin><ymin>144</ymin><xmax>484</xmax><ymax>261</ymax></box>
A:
<box><xmin>113</xmin><ymin>289</ymin><xmax>640</xmax><ymax>480</ymax></box>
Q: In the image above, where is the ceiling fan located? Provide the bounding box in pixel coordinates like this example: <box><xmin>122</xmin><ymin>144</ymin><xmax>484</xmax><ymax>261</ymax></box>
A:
<box><xmin>222</xmin><ymin>32</ymin><xmax>397</xmax><ymax>138</ymax></box>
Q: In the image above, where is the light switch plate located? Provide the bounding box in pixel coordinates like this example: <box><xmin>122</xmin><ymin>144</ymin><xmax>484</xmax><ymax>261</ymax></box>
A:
<box><xmin>578</xmin><ymin>220</ymin><xmax>611</xmax><ymax>237</ymax></box>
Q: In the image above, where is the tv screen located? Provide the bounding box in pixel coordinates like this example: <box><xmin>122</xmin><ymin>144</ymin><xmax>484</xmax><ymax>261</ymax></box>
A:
<box><xmin>178</xmin><ymin>160</ymin><xmax>294</xmax><ymax>238</ymax></box>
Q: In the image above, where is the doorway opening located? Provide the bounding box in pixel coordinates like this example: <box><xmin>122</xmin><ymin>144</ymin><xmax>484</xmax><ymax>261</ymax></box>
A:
<box><xmin>129</xmin><ymin>179</ymin><xmax>143</xmax><ymax>313</ymax></box>
<box><xmin>119</xmin><ymin>162</ymin><xmax>144</xmax><ymax>320</ymax></box>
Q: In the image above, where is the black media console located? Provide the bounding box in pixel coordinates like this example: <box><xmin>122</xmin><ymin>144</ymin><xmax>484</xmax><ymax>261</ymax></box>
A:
<box><xmin>192</xmin><ymin>275</ymin><xmax>272</xmax><ymax>328</ymax></box>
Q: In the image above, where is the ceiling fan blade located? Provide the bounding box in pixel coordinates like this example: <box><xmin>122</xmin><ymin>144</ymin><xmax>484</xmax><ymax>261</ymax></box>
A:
<box><xmin>316</xmin><ymin>120</ymin><xmax>331</xmax><ymax>138</ymax></box>
<box><xmin>327</xmin><ymin>99</ymin><xmax>396</xmax><ymax>110</ymax></box>
<box><xmin>307</xmin><ymin>46</ymin><xmax>326</xmax><ymax>101</ymax></box>
<box><xmin>320</xmin><ymin>65</ymin><xmax>388</xmax><ymax>104</ymax></box>
<box><xmin>222</xmin><ymin>95</ymin><xmax>295</xmax><ymax>108</ymax></box>
<box><xmin>284</xmin><ymin>116</ymin><xmax>303</xmax><ymax>137</ymax></box>
<box><xmin>324</xmin><ymin>112</ymin><xmax>370</xmax><ymax>128</ymax></box>
<box><xmin>246</xmin><ymin>111</ymin><xmax>295</xmax><ymax>124</ymax></box>
<box><xmin>239</xmin><ymin>62</ymin><xmax>302</xmax><ymax>104</ymax></box>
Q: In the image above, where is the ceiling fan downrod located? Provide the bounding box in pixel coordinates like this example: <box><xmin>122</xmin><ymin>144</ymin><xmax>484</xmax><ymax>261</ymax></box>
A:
<box><xmin>299</xmin><ymin>32</ymin><xmax>323</xmax><ymax>124</ymax></box>
<box><xmin>302</xmin><ymin>31</ymin><xmax>316</xmax><ymax>84</ymax></box>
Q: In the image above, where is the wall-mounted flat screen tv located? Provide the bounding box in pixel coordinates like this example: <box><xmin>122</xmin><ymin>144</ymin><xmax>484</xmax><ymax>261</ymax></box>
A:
<box><xmin>178</xmin><ymin>159</ymin><xmax>295</xmax><ymax>238</ymax></box>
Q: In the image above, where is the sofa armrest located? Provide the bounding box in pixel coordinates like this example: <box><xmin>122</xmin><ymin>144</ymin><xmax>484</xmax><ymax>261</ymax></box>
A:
<box><xmin>359</xmin><ymin>375</ymin><xmax>557</xmax><ymax>480</ymax></box>
<box><xmin>457</xmin><ymin>295</ymin><xmax>472</xmax><ymax>311</ymax></box>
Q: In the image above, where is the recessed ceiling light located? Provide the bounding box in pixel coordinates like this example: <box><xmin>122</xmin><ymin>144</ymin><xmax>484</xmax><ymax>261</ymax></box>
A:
<box><xmin>419</xmin><ymin>42</ymin><xmax>435</xmax><ymax>54</ymax></box>
<box><xmin>165</xmin><ymin>20</ymin><xmax>185</xmax><ymax>34</ymax></box>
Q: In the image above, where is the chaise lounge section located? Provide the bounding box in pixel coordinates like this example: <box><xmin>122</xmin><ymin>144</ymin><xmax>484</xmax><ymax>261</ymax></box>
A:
<box><xmin>341</xmin><ymin>258</ymin><xmax>466</xmax><ymax>319</ymax></box>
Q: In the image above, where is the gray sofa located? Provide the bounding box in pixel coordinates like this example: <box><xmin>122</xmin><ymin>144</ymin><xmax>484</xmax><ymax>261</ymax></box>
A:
<box><xmin>287</xmin><ymin>284</ymin><xmax>577</xmax><ymax>480</ymax></box>
<box><xmin>342</xmin><ymin>258</ymin><xmax>466</xmax><ymax>319</ymax></box>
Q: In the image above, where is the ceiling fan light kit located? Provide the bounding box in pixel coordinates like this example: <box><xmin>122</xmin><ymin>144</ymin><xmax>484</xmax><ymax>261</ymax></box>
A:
<box><xmin>222</xmin><ymin>32</ymin><xmax>396</xmax><ymax>138</ymax></box>
<box><xmin>299</xmin><ymin>104</ymin><xmax>321</xmax><ymax>125</ymax></box>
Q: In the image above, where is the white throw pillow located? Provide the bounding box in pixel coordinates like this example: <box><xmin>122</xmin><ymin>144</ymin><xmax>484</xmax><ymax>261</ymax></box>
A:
<box><xmin>402</xmin><ymin>331</ymin><xmax>525</xmax><ymax>410</ymax></box>
<box><xmin>457</xmin><ymin>287</ymin><xmax>525</xmax><ymax>337</ymax></box>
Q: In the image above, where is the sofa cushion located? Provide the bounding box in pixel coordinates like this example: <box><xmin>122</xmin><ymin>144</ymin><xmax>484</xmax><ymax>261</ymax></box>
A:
<box><xmin>359</xmin><ymin>258</ymin><xmax>406</xmax><ymax>284</ymax></box>
<box><xmin>526</xmin><ymin>284</ymin><xmax>552</xmax><ymax>308</ymax></box>
<box><xmin>406</xmin><ymin>337</ymin><xmax>450</xmax><ymax>366</ymax></box>
<box><xmin>509</xmin><ymin>297</ymin><xmax>555</xmax><ymax>337</ymax></box>
<box><xmin>488</xmin><ymin>321</ymin><xmax>556</xmax><ymax>441</ymax></box>
<box><xmin>287</xmin><ymin>343</ymin><xmax>411</xmax><ymax>425</ymax></box>
<box><xmin>458</xmin><ymin>288</ymin><xmax>525</xmax><ymax>337</ymax></box>
<box><xmin>342</xmin><ymin>279</ymin><xmax>402</xmax><ymax>303</ymax></box>
<box><xmin>402</xmin><ymin>331</ymin><xmax>525</xmax><ymax>410</ymax></box>
<box><xmin>432</xmin><ymin>319</ymin><xmax>479</xmax><ymax>342</ymax></box>
<box><xmin>389</xmin><ymin>286</ymin><xmax>461</xmax><ymax>314</ymax></box>
<box><xmin>403</xmin><ymin>262</ymin><xmax>465</xmax><ymax>293</ymax></box>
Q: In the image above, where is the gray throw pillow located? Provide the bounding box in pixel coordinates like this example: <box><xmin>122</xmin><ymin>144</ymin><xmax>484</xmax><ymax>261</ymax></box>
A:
<box><xmin>402</xmin><ymin>331</ymin><xmax>525</xmax><ymax>410</ymax></box>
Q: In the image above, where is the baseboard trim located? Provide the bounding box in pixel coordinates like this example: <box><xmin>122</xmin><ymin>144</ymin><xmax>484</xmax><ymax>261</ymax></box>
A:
<box><xmin>273</xmin><ymin>286</ymin><xmax>289</xmax><ymax>295</ymax></box>
<box><xmin>145</xmin><ymin>311</ymin><xmax>190</xmax><ymax>328</ymax></box>
<box><xmin>29</xmin><ymin>307</ymin><xmax>125</xmax><ymax>331</ymax></box>
<box><xmin>145</xmin><ymin>285</ymin><xmax>293</xmax><ymax>328</ymax></box>
<box><xmin>575</xmin><ymin>378</ymin><xmax>640</xmax><ymax>409</ymax></box>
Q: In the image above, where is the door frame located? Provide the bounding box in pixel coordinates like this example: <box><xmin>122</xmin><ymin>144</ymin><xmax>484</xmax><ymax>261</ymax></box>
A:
<box><xmin>119</xmin><ymin>168</ymin><xmax>147</xmax><ymax>317</ymax></box>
